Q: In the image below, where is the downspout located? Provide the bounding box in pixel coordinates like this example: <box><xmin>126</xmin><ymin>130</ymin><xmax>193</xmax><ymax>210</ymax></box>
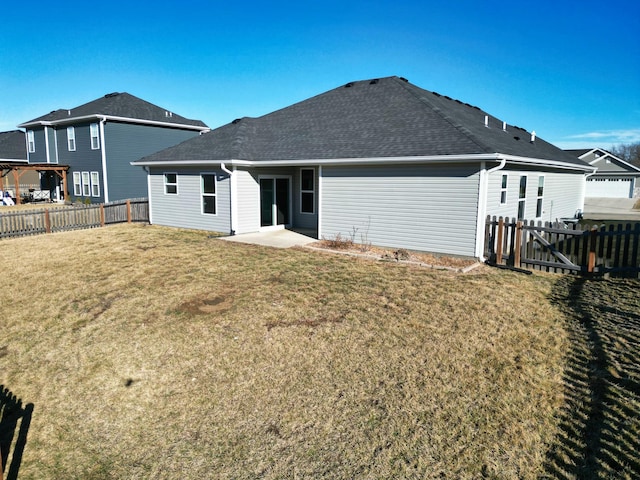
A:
<box><xmin>220</xmin><ymin>162</ymin><xmax>236</xmax><ymax>235</ymax></box>
<box><xmin>143</xmin><ymin>166</ymin><xmax>153</xmax><ymax>224</ymax></box>
<box><xmin>579</xmin><ymin>167</ymin><xmax>598</xmax><ymax>217</ymax></box>
<box><xmin>99</xmin><ymin>116</ymin><xmax>109</xmax><ymax>203</ymax></box>
<box><xmin>475</xmin><ymin>157</ymin><xmax>507</xmax><ymax>261</ymax></box>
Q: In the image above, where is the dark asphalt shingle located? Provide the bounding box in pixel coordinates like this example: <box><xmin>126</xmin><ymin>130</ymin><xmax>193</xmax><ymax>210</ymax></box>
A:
<box><xmin>0</xmin><ymin>130</ymin><xmax>27</xmax><ymax>160</ymax></box>
<box><xmin>138</xmin><ymin>76</ymin><xmax>589</xmax><ymax>167</ymax></box>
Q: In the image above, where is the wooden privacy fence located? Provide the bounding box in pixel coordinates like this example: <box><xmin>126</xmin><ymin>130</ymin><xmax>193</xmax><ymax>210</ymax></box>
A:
<box><xmin>0</xmin><ymin>198</ymin><xmax>149</xmax><ymax>239</ymax></box>
<box><xmin>485</xmin><ymin>215</ymin><xmax>640</xmax><ymax>278</ymax></box>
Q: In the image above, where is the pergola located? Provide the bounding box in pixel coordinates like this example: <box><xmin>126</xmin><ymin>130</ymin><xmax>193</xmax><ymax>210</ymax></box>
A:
<box><xmin>0</xmin><ymin>163</ymin><xmax>69</xmax><ymax>205</ymax></box>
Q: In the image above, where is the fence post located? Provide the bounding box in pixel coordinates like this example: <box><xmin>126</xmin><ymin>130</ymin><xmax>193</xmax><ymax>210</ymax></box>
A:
<box><xmin>100</xmin><ymin>204</ymin><xmax>105</xmax><ymax>227</ymax></box>
<box><xmin>514</xmin><ymin>221</ymin><xmax>522</xmax><ymax>268</ymax></box>
<box><xmin>495</xmin><ymin>217</ymin><xmax>504</xmax><ymax>265</ymax></box>
<box><xmin>44</xmin><ymin>209</ymin><xmax>51</xmax><ymax>234</ymax></box>
<box><xmin>588</xmin><ymin>227</ymin><xmax>598</xmax><ymax>273</ymax></box>
<box><xmin>126</xmin><ymin>200</ymin><xmax>132</xmax><ymax>223</ymax></box>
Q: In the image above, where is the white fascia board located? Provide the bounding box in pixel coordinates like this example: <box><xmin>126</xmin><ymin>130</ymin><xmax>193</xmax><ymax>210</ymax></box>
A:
<box><xmin>501</xmin><ymin>154</ymin><xmax>596</xmax><ymax>172</ymax></box>
<box><xmin>0</xmin><ymin>158</ymin><xmax>28</xmax><ymax>163</ymax></box>
<box><xmin>19</xmin><ymin>114</ymin><xmax>209</xmax><ymax>132</ymax></box>
<box><xmin>131</xmin><ymin>153</ymin><xmax>596</xmax><ymax>172</ymax></box>
<box><xmin>131</xmin><ymin>154</ymin><xmax>502</xmax><ymax>168</ymax></box>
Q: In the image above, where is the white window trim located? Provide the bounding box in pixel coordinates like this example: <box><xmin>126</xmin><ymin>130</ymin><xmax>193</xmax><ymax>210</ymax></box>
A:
<box><xmin>90</xmin><ymin>123</ymin><xmax>100</xmax><ymax>150</ymax></box>
<box><xmin>536</xmin><ymin>175</ymin><xmax>545</xmax><ymax>218</ymax></box>
<box><xmin>500</xmin><ymin>174</ymin><xmax>508</xmax><ymax>205</ymax></box>
<box><xmin>73</xmin><ymin>172</ymin><xmax>82</xmax><ymax>196</ymax></box>
<box><xmin>82</xmin><ymin>171</ymin><xmax>91</xmax><ymax>196</ymax></box>
<box><xmin>67</xmin><ymin>126</ymin><xmax>76</xmax><ymax>151</ymax></box>
<box><xmin>164</xmin><ymin>172</ymin><xmax>178</xmax><ymax>195</ymax></box>
<box><xmin>517</xmin><ymin>175</ymin><xmax>527</xmax><ymax>219</ymax></box>
<box><xmin>27</xmin><ymin>130</ymin><xmax>35</xmax><ymax>153</ymax></box>
<box><xmin>91</xmin><ymin>171</ymin><xmax>100</xmax><ymax>197</ymax></box>
<box><xmin>201</xmin><ymin>172</ymin><xmax>217</xmax><ymax>215</ymax></box>
<box><xmin>300</xmin><ymin>168</ymin><xmax>315</xmax><ymax>214</ymax></box>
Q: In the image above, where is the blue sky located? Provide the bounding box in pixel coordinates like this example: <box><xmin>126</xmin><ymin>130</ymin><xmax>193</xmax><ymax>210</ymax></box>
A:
<box><xmin>1</xmin><ymin>0</ymin><xmax>638</xmax><ymax>150</ymax></box>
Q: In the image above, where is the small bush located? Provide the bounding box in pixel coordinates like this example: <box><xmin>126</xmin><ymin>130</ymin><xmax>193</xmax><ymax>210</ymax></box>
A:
<box><xmin>322</xmin><ymin>233</ymin><xmax>354</xmax><ymax>249</ymax></box>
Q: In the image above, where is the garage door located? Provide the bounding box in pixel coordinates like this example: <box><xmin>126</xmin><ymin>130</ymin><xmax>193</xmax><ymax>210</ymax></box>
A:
<box><xmin>586</xmin><ymin>177</ymin><xmax>633</xmax><ymax>198</ymax></box>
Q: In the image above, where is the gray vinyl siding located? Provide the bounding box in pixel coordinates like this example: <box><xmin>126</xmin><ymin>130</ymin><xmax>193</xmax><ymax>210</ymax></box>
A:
<box><xmin>105</xmin><ymin>122</ymin><xmax>200</xmax><ymax>201</ymax></box>
<box><xmin>27</xmin><ymin>128</ymin><xmax>47</xmax><ymax>163</ymax></box>
<box><xmin>486</xmin><ymin>169</ymin><xmax>586</xmax><ymax>221</ymax></box>
<box><xmin>56</xmin><ymin>123</ymin><xmax>104</xmax><ymax>202</ymax></box>
<box><xmin>321</xmin><ymin>164</ymin><xmax>481</xmax><ymax>256</ymax></box>
<box><xmin>591</xmin><ymin>157</ymin><xmax>630</xmax><ymax>173</ymax></box>
<box><xmin>148</xmin><ymin>168</ymin><xmax>231</xmax><ymax>232</ymax></box>
<box><xmin>235</xmin><ymin>168</ymin><xmax>260</xmax><ymax>234</ymax></box>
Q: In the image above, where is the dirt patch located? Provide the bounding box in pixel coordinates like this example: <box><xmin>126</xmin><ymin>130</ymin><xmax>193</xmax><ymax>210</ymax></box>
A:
<box><xmin>178</xmin><ymin>294</ymin><xmax>234</xmax><ymax>316</ymax></box>
<box><xmin>309</xmin><ymin>240</ymin><xmax>478</xmax><ymax>270</ymax></box>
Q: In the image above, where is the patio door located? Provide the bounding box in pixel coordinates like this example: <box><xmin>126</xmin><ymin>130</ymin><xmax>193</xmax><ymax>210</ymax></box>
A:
<box><xmin>260</xmin><ymin>177</ymin><xmax>290</xmax><ymax>228</ymax></box>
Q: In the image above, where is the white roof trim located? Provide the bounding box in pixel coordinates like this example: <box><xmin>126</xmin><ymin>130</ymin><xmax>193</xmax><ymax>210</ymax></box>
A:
<box><xmin>18</xmin><ymin>114</ymin><xmax>209</xmax><ymax>132</ymax></box>
<box><xmin>132</xmin><ymin>153</ymin><xmax>593</xmax><ymax>171</ymax></box>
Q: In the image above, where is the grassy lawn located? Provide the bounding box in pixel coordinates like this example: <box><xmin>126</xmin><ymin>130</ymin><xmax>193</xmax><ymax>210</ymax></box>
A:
<box><xmin>0</xmin><ymin>224</ymin><xmax>638</xmax><ymax>478</ymax></box>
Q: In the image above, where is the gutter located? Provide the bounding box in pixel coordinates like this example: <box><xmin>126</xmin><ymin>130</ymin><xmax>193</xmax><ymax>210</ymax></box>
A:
<box><xmin>475</xmin><ymin>157</ymin><xmax>507</xmax><ymax>261</ymax></box>
<box><xmin>220</xmin><ymin>162</ymin><xmax>237</xmax><ymax>235</ymax></box>
<box><xmin>19</xmin><ymin>114</ymin><xmax>209</xmax><ymax>132</ymax></box>
<box><xmin>99</xmin><ymin>116</ymin><xmax>109</xmax><ymax>202</ymax></box>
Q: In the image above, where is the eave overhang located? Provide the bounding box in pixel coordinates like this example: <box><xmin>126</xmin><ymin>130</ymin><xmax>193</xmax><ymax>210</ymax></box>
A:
<box><xmin>18</xmin><ymin>114</ymin><xmax>209</xmax><ymax>132</ymax></box>
<box><xmin>131</xmin><ymin>152</ymin><xmax>595</xmax><ymax>172</ymax></box>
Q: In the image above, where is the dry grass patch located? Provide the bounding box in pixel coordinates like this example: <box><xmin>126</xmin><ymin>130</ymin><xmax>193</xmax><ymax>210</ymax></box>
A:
<box><xmin>0</xmin><ymin>224</ymin><xmax>584</xmax><ymax>478</ymax></box>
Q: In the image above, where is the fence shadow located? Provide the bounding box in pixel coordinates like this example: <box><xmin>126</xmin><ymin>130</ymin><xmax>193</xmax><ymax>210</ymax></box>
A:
<box><xmin>0</xmin><ymin>386</ymin><xmax>34</xmax><ymax>480</ymax></box>
<box><xmin>544</xmin><ymin>276</ymin><xmax>640</xmax><ymax>478</ymax></box>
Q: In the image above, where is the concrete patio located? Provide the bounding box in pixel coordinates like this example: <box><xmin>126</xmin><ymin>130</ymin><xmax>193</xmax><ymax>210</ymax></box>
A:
<box><xmin>218</xmin><ymin>229</ymin><xmax>318</xmax><ymax>248</ymax></box>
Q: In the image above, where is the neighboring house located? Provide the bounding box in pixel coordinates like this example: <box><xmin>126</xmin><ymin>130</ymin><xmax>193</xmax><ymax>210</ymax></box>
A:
<box><xmin>566</xmin><ymin>148</ymin><xmax>640</xmax><ymax>198</ymax></box>
<box><xmin>17</xmin><ymin>93</ymin><xmax>209</xmax><ymax>203</ymax></box>
<box><xmin>0</xmin><ymin>130</ymin><xmax>38</xmax><ymax>195</ymax></box>
<box><xmin>132</xmin><ymin>76</ymin><xmax>594</xmax><ymax>258</ymax></box>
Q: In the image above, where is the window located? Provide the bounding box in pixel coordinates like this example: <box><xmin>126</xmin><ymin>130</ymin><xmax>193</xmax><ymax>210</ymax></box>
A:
<box><xmin>164</xmin><ymin>173</ymin><xmax>177</xmax><ymax>194</ymax></box>
<box><xmin>300</xmin><ymin>168</ymin><xmax>315</xmax><ymax>214</ymax></box>
<box><xmin>82</xmin><ymin>172</ymin><xmax>91</xmax><ymax>196</ymax></box>
<box><xmin>517</xmin><ymin>175</ymin><xmax>527</xmax><ymax>219</ymax></box>
<box><xmin>27</xmin><ymin>130</ymin><xmax>35</xmax><ymax>153</ymax></box>
<box><xmin>90</xmin><ymin>123</ymin><xmax>100</xmax><ymax>149</ymax></box>
<box><xmin>201</xmin><ymin>174</ymin><xmax>217</xmax><ymax>214</ymax></box>
<box><xmin>67</xmin><ymin>127</ymin><xmax>76</xmax><ymax>151</ymax></box>
<box><xmin>91</xmin><ymin>172</ymin><xmax>100</xmax><ymax>197</ymax></box>
<box><xmin>73</xmin><ymin>172</ymin><xmax>82</xmax><ymax>196</ymax></box>
<box><xmin>500</xmin><ymin>174</ymin><xmax>508</xmax><ymax>204</ymax></box>
<box><xmin>536</xmin><ymin>176</ymin><xmax>544</xmax><ymax>218</ymax></box>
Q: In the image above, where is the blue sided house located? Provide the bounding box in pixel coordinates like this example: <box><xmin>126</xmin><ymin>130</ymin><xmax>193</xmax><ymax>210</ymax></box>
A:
<box><xmin>17</xmin><ymin>93</ymin><xmax>209</xmax><ymax>203</ymax></box>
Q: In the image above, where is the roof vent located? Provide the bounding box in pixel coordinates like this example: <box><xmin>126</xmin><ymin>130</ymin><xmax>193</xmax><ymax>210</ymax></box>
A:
<box><xmin>514</xmin><ymin>136</ymin><xmax>520</xmax><ymax>141</ymax></box>
<box><xmin>432</xmin><ymin>92</ymin><xmax>441</xmax><ymax>97</ymax></box>
<box><xmin>502</xmin><ymin>121</ymin><xmax>507</xmax><ymax>132</ymax></box>
<box><xmin>104</xmin><ymin>92</ymin><xmax>119</xmax><ymax>98</ymax></box>
<box><xmin>484</xmin><ymin>116</ymin><xmax>489</xmax><ymax>128</ymax></box>
<box><xmin>345</xmin><ymin>82</ymin><xmax>354</xmax><ymax>88</ymax></box>
<box><xmin>68</xmin><ymin>110</ymin><xmax>71</xmax><ymax>116</ymax></box>
<box><xmin>530</xmin><ymin>131</ymin><xmax>536</xmax><ymax>143</ymax></box>
<box><xmin>399</xmin><ymin>77</ymin><xmax>409</xmax><ymax>82</ymax></box>
<box><xmin>369</xmin><ymin>79</ymin><xmax>379</xmax><ymax>85</ymax></box>
<box><xmin>444</xmin><ymin>95</ymin><xmax>452</xmax><ymax>100</ymax></box>
<box><xmin>232</xmin><ymin>118</ymin><xmax>242</xmax><ymax>124</ymax></box>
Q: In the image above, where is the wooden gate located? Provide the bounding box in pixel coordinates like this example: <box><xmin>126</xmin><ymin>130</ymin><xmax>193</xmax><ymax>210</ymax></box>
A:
<box><xmin>485</xmin><ymin>216</ymin><xmax>640</xmax><ymax>277</ymax></box>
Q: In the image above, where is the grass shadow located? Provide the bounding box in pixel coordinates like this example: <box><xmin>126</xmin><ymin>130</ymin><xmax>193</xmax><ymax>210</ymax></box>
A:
<box><xmin>545</xmin><ymin>276</ymin><xmax>640</xmax><ymax>478</ymax></box>
<box><xmin>0</xmin><ymin>386</ymin><xmax>34</xmax><ymax>480</ymax></box>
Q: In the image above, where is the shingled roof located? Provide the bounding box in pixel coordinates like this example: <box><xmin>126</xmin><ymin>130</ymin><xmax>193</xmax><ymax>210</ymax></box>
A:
<box><xmin>19</xmin><ymin>92</ymin><xmax>208</xmax><ymax>128</ymax></box>
<box><xmin>0</xmin><ymin>130</ymin><xmax>27</xmax><ymax>161</ymax></box>
<box><xmin>135</xmin><ymin>76</ymin><xmax>589</xmax><ymax>168</ymax></box>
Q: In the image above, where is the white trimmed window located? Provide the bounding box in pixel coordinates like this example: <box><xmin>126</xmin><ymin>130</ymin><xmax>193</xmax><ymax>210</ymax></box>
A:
<box><xmin>67</xmin><ymin>127</ymin><xmax>76</xmax><ymax>151</ymax></box>
<box><xmin>517</xmin><ymin>175</ymin><xmax>527</xmax><ymax>219</ymax></box>
<box><xmin>27</xmin><ymin>130</ymin><xmax>35</xmax><ymax>153</ymax></box>
<box><xmin>201</xmin><ymin>173</ymin><xmax>217</xmax><ymax>215</ymax></box>
<box><xmin>300</xmin><ymin>168</ymin><xmax>315</xmax><ymax>214</ymax></box>
<box><xmin>82</xmin><ymin>172</ymin><xmax>91</xmax><ymax>196</ymax></box>
<box><xmin>91</xmin><ymin>172</ymin><xmax>100</xmax><ymax>197</ymax></box>
<box><xmin>536</xmin><ymin>176</ymin><xmax>544</xmax><ymax>218</ymax></box>
<box><xmin>500</xmin><ymin>174</ymin><xmax>508</xmax><ymax>204</ymax></box>
<box><xmin>90</xmin><ymin>123</ymin><xmax>100</xmax><ymax>149</ymax></box>
<box><xmin>73</xmin><ymin>172</ymin><xmax>82</xmax><ymax>196</ymax></box>
<box><xmin>164</xmin><ymin>173</ymin><xmax>178</xmax><ymax>194</ymax></box>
